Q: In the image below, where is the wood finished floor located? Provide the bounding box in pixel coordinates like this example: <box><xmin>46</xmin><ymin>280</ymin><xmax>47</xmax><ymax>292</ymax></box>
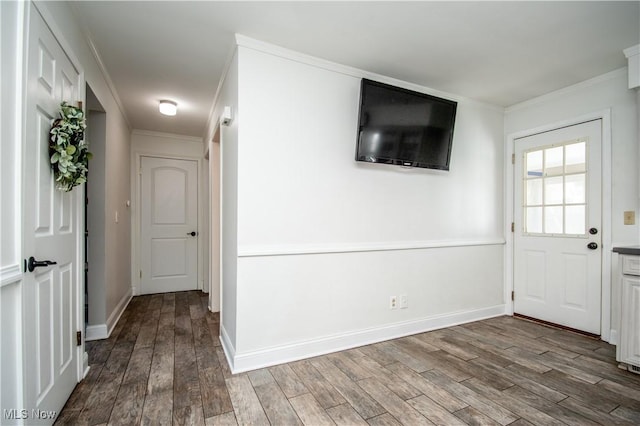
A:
<box><xmin>56</xmin><ymin>291</ymin><xmax>640</xmax><ymax>425</ymax></box>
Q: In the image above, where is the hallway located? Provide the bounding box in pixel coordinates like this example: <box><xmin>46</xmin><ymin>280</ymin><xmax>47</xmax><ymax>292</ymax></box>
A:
<box><xmin>56</xmin><ymin>291</ymin><xmax>640</xmax><ymax>425</ymax></box>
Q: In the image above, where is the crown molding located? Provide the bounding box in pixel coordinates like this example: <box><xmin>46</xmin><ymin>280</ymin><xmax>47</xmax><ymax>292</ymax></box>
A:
<box><xmin>132</xmin><ymin>129</ymin><xmax>203</xmax><ymax>143</ymax></box>
<box><xmin>234</xmin><ymin>34</ymin><xmax>504</xmax><ymax>113</ymax></box>
<box><xmin>68</xmin><ymin>2</ymin><xmax>131</xmax><ymax>130</ymax></box>
<box><xmin>505</xmin><ymin>68</ymin><xmax>627</xmax><ymax>113</ymax></box>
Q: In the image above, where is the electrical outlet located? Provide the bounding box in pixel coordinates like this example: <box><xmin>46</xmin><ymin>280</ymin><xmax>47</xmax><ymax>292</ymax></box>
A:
<box><xmin>624</xmin><ymin>210</ymin><xmax>636</xmax><ymax>225</ymax></box>
<box><xmin>400</xmin><ymin>294</ymin><xmax>408</xmax><ymax>309</ymax></box>
<box><xmin>390</xmin><ymin>296</ymin><xmax>397</xmax><ymax>310</ymax></box>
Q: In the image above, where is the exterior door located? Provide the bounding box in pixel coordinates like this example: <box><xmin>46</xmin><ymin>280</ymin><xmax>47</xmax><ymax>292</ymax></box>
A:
<box><xmin>22</xmin><ymin>4</ymin><xmax>82</xmax><ymax>421</ymax></box>
<box><xmin>140</xmin><ymin>156</ymin><xmax>198</xmax><ymax>294</ymax></box>
<box><xmin>513</xmin><ymin>120</ymin><xmax>602</xmax><ymax>335</ymax></box>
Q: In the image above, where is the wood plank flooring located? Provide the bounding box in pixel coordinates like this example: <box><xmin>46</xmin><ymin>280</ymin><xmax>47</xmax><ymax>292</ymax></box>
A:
<box><xmin>56</xmin><ymin>291</ymin><xmax>640</xmax><ymax>425</ymax></box>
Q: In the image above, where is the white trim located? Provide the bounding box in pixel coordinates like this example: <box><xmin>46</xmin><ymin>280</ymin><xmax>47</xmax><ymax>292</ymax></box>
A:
<box><xmin>610</xmin><ymin>329</ymin><xmax>619</xmax><ymax>346</ymax></box>
<box><xmin>229</xmin><ymin>304</ymin><xmax>506</xmax><ymax>374</ymax></box>
<box><xmin>85</xmin><ymin>324</ymin><xmax>108</xmax><ymax>341</ymax></box>
<box><xmin>624</xmin><ymin>45</ymin><xmax>640</xmax><ymax>58</ymax></box>
<box><xmin>67</xmin><ymin>2</ymin><xmax>131</xmax><ymax>130</ymax></box>
<box><xmin>82</xmin><ymin>354</ymin><xmax>89</xmax><ymax>379</ymax></box>
<box><xmin>132</xmin><ymin>129</ymin><xmax>203</xmax><ymax>143</ymax></box>
<box><xmin>219</xmin><ymin>324</ymin><xmax>236</xmax><ymax>373</ymax></box>
<box><xmin>75</xmin><ymin>181</ymin><xmax>86</xmax><ymax>383</ymax></box>
<box><xmin>505</xmin><ymin>69</ymin><xmax>627</xmax><ymax>113</ymax></box>
<box><xmin>106</xmin><ymin>287</ymin><xmax>132</xmax><ymax>337</ymax></box>
<box><xmin>0</xmin><ymin>265</ymin><xmax>23</xmax><ymax>288</ymax></box>
<box><xmin>1</xmin><ymin>0</ymin><xmax>25</xmax><ymax>294</ymax></box>
<box><xmin>601</xmin><ymin>110</ymin><xmax>612</xmax><ymax>342</ymax></box>
<box><xmin>506</xmin><ymin>110</ymin><xmax>613</xmax><ymax>342</ymax></box>
<box><xmin>210</xmin><ymin>33</ymin><xmax>505</xmax><ymax>145</ymax></box>
<box><xmin>234</xmin><ymin>34</ymin><xmax>503</xmax><ymax>113</ymax></box>
<box><xmin>238</xmin><ymin>238</ymin><xmax>506</xmax><ymax>258</ymax></box>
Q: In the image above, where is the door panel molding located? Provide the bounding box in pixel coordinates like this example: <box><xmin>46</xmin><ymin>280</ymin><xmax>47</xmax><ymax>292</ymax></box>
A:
<box><xmin>506</xmin><ymin>110</ymin><xmax>612</xmax><ymax>342</ymax></box>
<box><xmin>21</xmin><ymin>2</ymin><xmax>86</xmax><ymax>418</ymax></box>
<box><xmin>138</xmin><ymin>152</ymin><xmax>200</xmax><ymax>295</ymax></box>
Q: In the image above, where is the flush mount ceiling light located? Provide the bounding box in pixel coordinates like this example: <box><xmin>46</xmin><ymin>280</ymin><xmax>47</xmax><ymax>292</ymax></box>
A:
<box><xmin>159</xmin><ymin>100</ymin><xmax>177</xmax><ymax>116</ymax></box>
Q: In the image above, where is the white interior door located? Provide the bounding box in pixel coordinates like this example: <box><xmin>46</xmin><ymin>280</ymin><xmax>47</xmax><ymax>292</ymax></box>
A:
<box><xmin>514</xmin><ymin>120</ymin><xmax>602</xmax><ymax>335</ymax></box>
<box><xmin>22</xmin><ymin>4</ymin><xmax>81</xmax><ymax>421</ymax></box>
<box><xmin>140</xmin><ymin>156</ymin><xmax>198</xmax><ymax>294</ymax></box>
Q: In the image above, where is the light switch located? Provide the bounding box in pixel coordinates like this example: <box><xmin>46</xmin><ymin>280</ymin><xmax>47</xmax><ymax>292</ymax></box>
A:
<box><xmin>624</xmin><ymin>210</ymin><xmax>635</xmax><ymax>225</ymax></box>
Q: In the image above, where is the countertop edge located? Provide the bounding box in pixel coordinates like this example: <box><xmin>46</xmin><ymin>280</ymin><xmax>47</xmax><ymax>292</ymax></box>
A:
<box><xmin>613</xmin><ymin>246</ymin><xmax>640</xmax><ymax>255</ymax></box>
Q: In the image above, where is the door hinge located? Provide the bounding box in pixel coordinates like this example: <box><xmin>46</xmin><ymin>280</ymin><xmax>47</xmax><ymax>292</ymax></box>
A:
<box><xmin>511</xmin><ymin>222</ymin><xmax>515</xmax><ymax>232</ymax></box>
<box><xmin>140</xmin><ymin>270</ymin><xmax>142</xmax><ymax>279</ymax></box>
<box><xmin>512</xmin><ymin>153</ymin><xmax>515</xmax><ymax>164</ymax></box>
<box><xmin>511</xmin><ymin>291</ymin><xmax>515</xmax><ymax>301</ymax></box>
<box><xmin>76</xmin><ymin>331</ymin><xmax>82</xmax><ymax>346</ymax></box>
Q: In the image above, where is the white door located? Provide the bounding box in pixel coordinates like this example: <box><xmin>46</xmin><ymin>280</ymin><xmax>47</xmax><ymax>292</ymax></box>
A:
<box><xmin>22</xmin><ymin>4</ymin><xmax>81</xmax><ymax>421</ymax></box>
<box><xmin>140</xmin><ymin>157</ymin><xmax>198</xmax><ymax>294</ymax></box>
<box><xmin>514</xmin><ymin>120</ymin><xmax>602</xmax><ymax>335</ymax></box>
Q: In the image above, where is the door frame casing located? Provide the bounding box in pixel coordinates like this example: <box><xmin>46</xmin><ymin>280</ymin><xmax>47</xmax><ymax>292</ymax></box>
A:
<box><xmin>505</xmin><ymin>109</ymin><xmax>612</xmax><ymax>342</ymax></box>
<box><xmin>132</xmin><ymin>152</ymin><xmax>204</xmax><ymax>296</ymax></box>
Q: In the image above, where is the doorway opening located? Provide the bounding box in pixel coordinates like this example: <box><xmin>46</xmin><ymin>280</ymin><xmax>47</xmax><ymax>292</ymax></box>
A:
<box><xmin>85</xmin><ymin>84</ymin><xmax>107</xmax><ymax>340</ymax></box>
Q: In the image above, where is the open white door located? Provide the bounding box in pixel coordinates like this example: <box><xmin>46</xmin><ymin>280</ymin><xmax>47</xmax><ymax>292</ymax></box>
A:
<box><xmin>22</xmin><ymin>4</ymin><xmax>82</xmax><ymax>422</ymax></box>
<box><xmin>513</xmin><ymin>120</ymin><xmax>602</xmax><ymax>335</ymax></box>
<box><xmin>140</xmin><ymin>156</ymin><xmax>198</xmax><ymax>294</ymax></box>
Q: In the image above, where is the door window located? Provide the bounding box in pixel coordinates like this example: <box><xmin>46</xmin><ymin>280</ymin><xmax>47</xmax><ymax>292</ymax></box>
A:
<box><xmin>522</xmin><ymin>139</ymin><xmax>587</xmax><ymax>236</ymax></box>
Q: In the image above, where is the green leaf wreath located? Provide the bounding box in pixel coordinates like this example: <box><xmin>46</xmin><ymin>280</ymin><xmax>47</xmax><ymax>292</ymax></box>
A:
<box><xmin>49</xmin><ymin>102</ymin><xmax>92</xmax><ymax>191</ymax></box>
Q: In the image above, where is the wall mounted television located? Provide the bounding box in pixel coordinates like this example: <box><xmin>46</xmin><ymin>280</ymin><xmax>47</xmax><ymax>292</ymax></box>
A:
<box><xmin>355</xmin><ymin>78</ymin><xmax>457</xmax><ymax>171</ymax></box>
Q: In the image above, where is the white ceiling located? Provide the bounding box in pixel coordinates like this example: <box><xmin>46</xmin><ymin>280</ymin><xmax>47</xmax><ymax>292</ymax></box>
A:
<box><xmin>71</xmin><ymin>1</ymin><xmax>640</xmax><ymax>139</ymax></box>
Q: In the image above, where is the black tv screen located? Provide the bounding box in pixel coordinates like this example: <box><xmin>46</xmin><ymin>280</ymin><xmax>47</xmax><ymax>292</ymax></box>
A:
<box><xmin>355</xmin><ymin>79</ymin><xmax>457</xmax><ymax>170</ymax></box>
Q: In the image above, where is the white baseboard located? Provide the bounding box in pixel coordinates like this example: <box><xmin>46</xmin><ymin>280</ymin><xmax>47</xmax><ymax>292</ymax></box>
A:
<box><xmin>85</xmin><ymin>288</ymin><xmax>132</xmax><ymax>341</ymax></box>
<box><xmin>219</xmin><ymin>324</ymin><xmax>236</xmax><ymax>372</ymax></box>
<box><xmin>107</xmin><ymin>287</ymin><xmax>133</xmax><ymax>336</ymax></box>
<box><xmin>230</xmin><ymin>304</ymin><xmax>507</xmax><ymax>373</ymax></box>
<box><xmin>85</xmin><ymin>324</ymin><xmax>108</xmax><ymax>341</ymax></box>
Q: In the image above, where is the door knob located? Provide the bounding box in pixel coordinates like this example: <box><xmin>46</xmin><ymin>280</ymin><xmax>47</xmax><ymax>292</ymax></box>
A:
<box><xmin>587</xmin><ymin>242</ymin><xmax>598</xmax><ymax>250</ymax></box>
<box><xmin>589</xmin><ymin>228</ymin><xmax>598</xmax><ymax>235</ymax></box>
<box><xmin>187</xmin><ymin>231</ymin><xmax>197</xmax><ymax>237</ymax></box>
<box><xmin>27</xmin><ymin>256</ymin><xmax>57</xmax><ymax>272</ymax></box>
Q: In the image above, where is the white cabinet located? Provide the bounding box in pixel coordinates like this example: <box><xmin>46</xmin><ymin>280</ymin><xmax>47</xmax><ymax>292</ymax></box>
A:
<box><xmin>618</xmin><ymin>254</ymin><xmax>640</xmax><ymax>372</ymax></box>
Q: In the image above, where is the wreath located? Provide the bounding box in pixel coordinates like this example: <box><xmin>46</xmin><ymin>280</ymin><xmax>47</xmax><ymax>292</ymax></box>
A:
<box><xmin>49</xmin><ymin>102</ymin><xmax>92</xmax><ymax>191</ymax></box>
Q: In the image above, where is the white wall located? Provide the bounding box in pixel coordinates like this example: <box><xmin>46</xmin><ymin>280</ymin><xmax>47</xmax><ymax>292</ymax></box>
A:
<box><xmin>86</xmin><ymin>92</ymin><xmax>107</xmax><ymax>331</ymax></box>
<box><xmin>505</xmin><ymin>68</ymin><xmax>639</xmax><ymax>342</ymax></box>
<box><xmin>130</xmin><ymin>130</ymin><xmax>209</xmax><ymax>296</ymax></box>
<box><xmin>217</xmin><ymin>40</ymin><xmax>506</xmax><ymax>372</ymax></box>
